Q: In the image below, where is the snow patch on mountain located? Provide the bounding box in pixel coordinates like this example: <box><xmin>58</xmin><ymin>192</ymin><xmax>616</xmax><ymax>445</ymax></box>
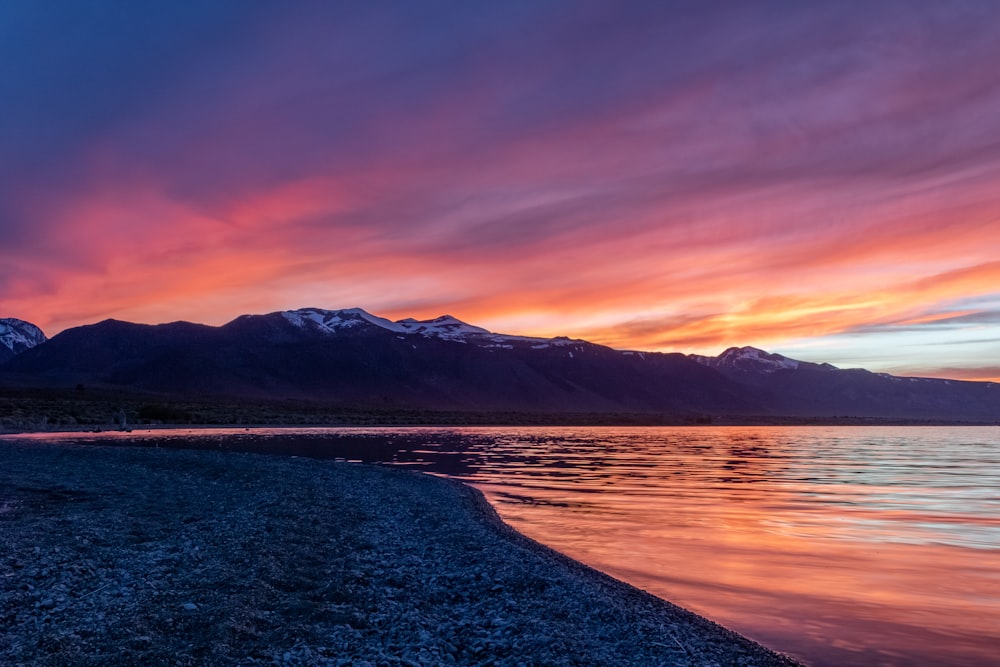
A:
<box><xmin>396</xmin><ymin>315</ymin><xmax>490</xmax><ymax>340</ymax></box>
<box><xmin>724</xmin><ymin>346</ymin><xmax>800</xmax><ymax>371</ymax></box>
<box><xmin>690</xmin><ymin>346</ymin><xmax>834</xmax><ymax>374</ymax></box>
<box><xmin>276</xmin><ymin>308</ymin><xmax>586</xmax><ymax>349</ymax></box>
<box><xmin>0</xmin><ymin>318</ymin><xmax>47</xmax><ymax>362</ymax></box>
<box><xmin>281</xmin><ymin>307</ymin><xmax>407</xmax><ymax>334</ymax></box>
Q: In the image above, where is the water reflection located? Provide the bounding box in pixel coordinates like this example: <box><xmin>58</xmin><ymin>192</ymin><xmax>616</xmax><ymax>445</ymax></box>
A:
<box><xmin>5</xmin><ymin>425</ymin><xmax>999</xmax><ymax>666</ymax></box>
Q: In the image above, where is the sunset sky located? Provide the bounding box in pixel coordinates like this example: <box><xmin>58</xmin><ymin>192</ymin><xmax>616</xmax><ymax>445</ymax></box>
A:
<box><xmin>2</xmin><ymin>1</ymin><xmax>999</xmax><ymax>380</ymax></box>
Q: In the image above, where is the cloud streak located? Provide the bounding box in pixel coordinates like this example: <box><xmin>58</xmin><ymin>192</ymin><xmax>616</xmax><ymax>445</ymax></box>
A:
<box><xmin>2</xmin><ymin>1</ymin><xmax>1000</xmax><ymax>379</ymax></box>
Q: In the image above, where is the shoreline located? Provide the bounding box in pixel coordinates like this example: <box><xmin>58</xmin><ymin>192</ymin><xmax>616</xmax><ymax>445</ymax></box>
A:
<box><xmin>1</xmin><ymin>441</ymin><xmax>802</xmax><ymax>666</ymax></box>
<box><xmin>3</xmin><ymin>413</ymin><xmax>995</xmax><ymax>438</ymax></box>
<box><xmin>447</xmin><ymin>475</ymin><xmax>800</xmax><ymax>663</ymax></box>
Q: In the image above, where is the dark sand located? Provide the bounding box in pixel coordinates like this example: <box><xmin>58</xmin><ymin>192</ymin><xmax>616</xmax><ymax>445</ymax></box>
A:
<box><xmin>0</xmin><ymin>442</ymin><xmax>802</xmax><ymax>666</ymax></box>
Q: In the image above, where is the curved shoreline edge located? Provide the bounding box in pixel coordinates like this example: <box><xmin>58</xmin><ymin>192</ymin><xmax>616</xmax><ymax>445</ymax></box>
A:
<box><xmin>1</xmin><ymin>442</ymin><xmax>804</xmax><ymax>666</ymax></box>
<box><xmin>447</xmin><ymin>476</ymin><xmax>804</xmax><ymax>665</ymax></box>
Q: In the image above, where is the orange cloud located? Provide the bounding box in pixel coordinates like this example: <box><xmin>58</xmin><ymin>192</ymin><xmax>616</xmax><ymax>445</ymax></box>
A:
<box><xmin>4</xmin><ymin>58</ymin><xmax>1000</xmax><ymax>389</ymax></box>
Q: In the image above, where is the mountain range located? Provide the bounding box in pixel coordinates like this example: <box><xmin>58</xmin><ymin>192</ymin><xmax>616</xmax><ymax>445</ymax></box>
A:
<box><xmin>1</xmin><ymin>308</ymin><xmax>998</xmax><ymax>422</ymax></box>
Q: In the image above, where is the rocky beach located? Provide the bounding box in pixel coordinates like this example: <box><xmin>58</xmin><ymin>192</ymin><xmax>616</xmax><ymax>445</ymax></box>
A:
<box><xmin>0</xmin><ymin>442</ymin><xmax>801</xmax><ymax>666</ymax></box>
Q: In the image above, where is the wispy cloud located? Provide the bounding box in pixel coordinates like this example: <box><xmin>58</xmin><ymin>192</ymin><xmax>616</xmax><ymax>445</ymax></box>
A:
<box><xmin>2</xmin><ymin>2</ymin><xmax>1000</xmax><ymax>378</ymax></box>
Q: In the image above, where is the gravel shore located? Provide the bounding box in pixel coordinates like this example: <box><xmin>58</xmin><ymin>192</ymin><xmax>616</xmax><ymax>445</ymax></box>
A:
<box><xmin>1</xmin><ymin>442</ymin><xmax>802</xmax><ymax>666</ymax></box>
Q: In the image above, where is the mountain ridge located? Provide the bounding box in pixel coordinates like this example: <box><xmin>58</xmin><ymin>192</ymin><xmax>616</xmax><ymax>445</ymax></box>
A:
<box><xmin>1</xmin><ymin>308</ymin><xmax>997</xmax><ymax>422</ymax></box>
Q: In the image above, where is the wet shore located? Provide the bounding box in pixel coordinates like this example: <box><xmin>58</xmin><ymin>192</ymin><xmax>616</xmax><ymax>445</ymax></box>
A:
<box><xmin>0</xmin><ymin>442</ymin><xmax>801</xmax><ymax>666</ymax></box>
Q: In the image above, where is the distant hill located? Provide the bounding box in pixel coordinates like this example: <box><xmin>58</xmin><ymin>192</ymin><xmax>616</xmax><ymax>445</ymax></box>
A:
<box><xmin>1</xmin><ymin>308</ymin><xmax>997</xmax><ymax>422</ymax></box>
<box><xmin>689</xmin><ymin>346</ymin><xmax>1000</xmax><ymax>421</ymax></box>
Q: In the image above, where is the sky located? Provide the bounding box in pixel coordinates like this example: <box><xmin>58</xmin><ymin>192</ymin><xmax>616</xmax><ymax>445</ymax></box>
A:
<box><xmin>2</xmin><ymin>1</ymin><xmax>999</xmax><ymax>381</ymax></box>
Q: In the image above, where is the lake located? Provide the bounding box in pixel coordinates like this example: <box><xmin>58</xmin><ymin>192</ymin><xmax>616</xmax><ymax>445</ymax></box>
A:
<box><xmin>4</xmin><ymin>425</ymin><xmax>998</xmax><ymax>666</ymax></box>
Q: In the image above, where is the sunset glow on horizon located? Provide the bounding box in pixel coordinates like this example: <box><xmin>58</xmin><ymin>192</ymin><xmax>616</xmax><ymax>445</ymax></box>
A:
<box><xmin>3</xmin><ymin>2</ymin><xmax>1000</xmax><ymax>381</ymax></box>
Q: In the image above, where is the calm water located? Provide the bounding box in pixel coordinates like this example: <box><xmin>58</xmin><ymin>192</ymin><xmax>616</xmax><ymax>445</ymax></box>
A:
<box><xmin>4</xmin><ymin>425</ymin><xmax>999</xmax><ymax>666</ymax></box>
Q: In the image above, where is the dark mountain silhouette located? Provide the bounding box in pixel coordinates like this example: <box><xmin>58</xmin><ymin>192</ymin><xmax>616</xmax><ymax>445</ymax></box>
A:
<box><xmin>689</xmin><ymin>346</ymin><xmax>1000</xmax><ymax>421</ymax></box>
<box><xmin>1</xmin><ymin>309</ymin><xmax>997</xmax><ymax>421</ymax></box>
<box><xmin>0</xmin><ymin>309</ymin><xmax>757</xmax><ymax>415</ymax></box>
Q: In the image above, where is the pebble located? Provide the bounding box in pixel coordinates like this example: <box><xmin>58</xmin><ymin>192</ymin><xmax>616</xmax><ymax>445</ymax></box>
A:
<box><xmin>1</xmin><ymin>442</ymin><xmax>801</xmax><ymax>667</ymax></box>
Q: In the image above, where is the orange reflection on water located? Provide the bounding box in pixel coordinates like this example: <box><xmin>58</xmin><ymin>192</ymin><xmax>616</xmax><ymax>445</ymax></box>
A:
<box><xmin>6</xmin><ymin>425</ymin><xmax>998</xmax><ymax>666</ymax></box>
<box><xmin>470</xmin><ymin>426</ymin><xmax>1000</xmax><ymax>667</ymax></box>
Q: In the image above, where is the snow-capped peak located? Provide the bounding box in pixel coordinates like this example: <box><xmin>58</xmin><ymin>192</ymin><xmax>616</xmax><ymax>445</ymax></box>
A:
<box><xmin>280</xmin><ymin>307</ymin><xmax>408</xmax><ymax>334</ymax></box>
<box><xmin>690</xmin><ymin>346</ymin><xmax>813</xmax><ymax>373</ymax></box>
<box><xmin>720</xmin><ymin>346</ymin><xmax>800</xmax><ymax>370</ymax></box>
<box><xmin>279</xmin><ymin>308</ymin><xmax>497</xmax><ymax>341</ymax></box>
<box><xmin>395</xmin><ymin>315</ymin><xmax>491</xmax><ymax>340</ymax></box>
<box><xmin>272</xmin><ymin>307</ymin><xmax>580</xmax><ymax>349</ymax></box>
<box><xmin>0</xmin><ymin>317</ymin><xmax>47</xmax><ymax>362</ymax></box>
